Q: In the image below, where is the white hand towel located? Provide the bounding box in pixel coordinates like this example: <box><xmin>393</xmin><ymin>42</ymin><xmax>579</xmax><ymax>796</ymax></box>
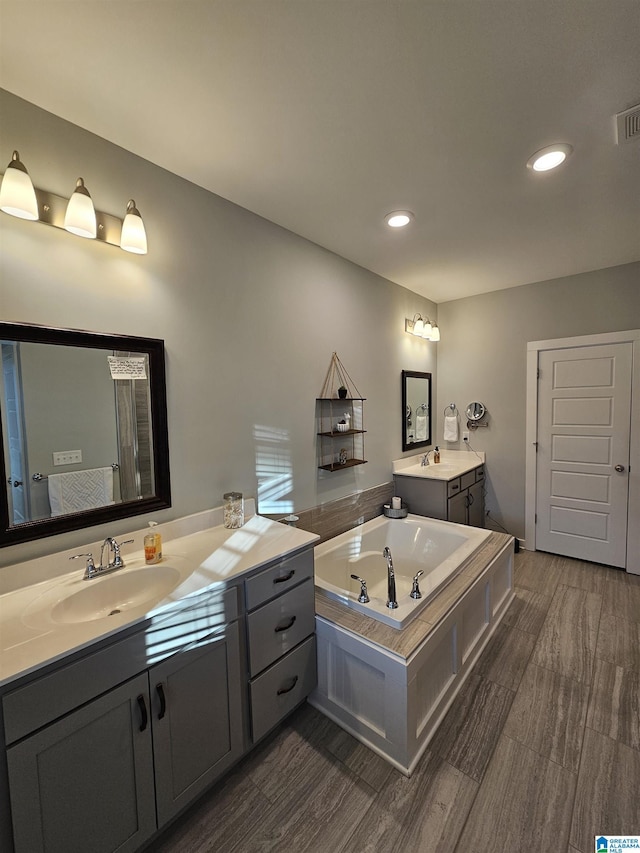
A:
<box><xmin>415</xmin><ymin>415</ymin><xmax>427</xmax><ymax>441</ymax></box>
<box><xmin>444</xmin><ymin>415</ymin><xmax>458</xmax><ymax>442</ymax></box>
<box><xmin>48</xmin><ymin>467</ymin><xmax>114</xmax><ymax>516</ymax></box>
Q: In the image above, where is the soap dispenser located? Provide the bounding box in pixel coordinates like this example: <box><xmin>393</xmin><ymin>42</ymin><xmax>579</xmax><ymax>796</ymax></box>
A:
<box><xmin>144</xmin><ymin>521</ymin><xmax>163</xmax><ymax>564</ymax></box>
<box><xmin>434</xmin><ymin>446</ymin><xmax>441</xmax><ymax>463</ymax></box>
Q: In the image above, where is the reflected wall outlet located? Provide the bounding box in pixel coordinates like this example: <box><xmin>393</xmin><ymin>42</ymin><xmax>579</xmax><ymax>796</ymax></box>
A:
<box><xmin>53</xmin><ymin>450</ymin><xmax>82</xmax><ymax>466</ymax></box>
<box><xmin>462</xmin><ymin>431</ymin><xmax>470</xmax><ymax>443</ymax></box>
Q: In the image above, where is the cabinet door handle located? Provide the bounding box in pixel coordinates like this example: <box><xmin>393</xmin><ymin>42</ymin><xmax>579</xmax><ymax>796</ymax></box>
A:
<box><xmin>468</xmin><ymin>493</ymin><xmax>474</xmax><ymax>505</ymax></box>
<box><xmin>275</xmin><ymin>615</ymin><xmax>297</xmax><ymax>633</ymax></box>
<box><xmin>277</xmin><ymin>675</ymin><xmax>299</xmax><ymax>695</ymax></box>
<box><xmin>274</xmin><ymin>570</ymin><xmax>295</xmax><ymax>584</ymax></box>
<box><xmin>137</xmin><ymin>694</ymin><xmax>148</xmax><ymax>732</ymax></box>
<box><xmin>156</xmin><ymin>683</ymin><xmax>167</xmax><ymax>720</ymax></box>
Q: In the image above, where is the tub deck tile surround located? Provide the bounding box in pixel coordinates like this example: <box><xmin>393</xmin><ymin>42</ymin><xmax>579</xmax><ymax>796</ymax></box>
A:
<box><xmin>151</xmin><ymin>550</ymin><xmax>640</xmax><ymax>853</ymax></box>
<box><xmin>314</xmin><ymin>531</ymin><xmax>511</xmax><ymax>660</ymax></box>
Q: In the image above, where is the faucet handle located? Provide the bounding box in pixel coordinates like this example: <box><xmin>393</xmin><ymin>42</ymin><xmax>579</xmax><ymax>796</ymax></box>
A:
<box><xmin>70</xmin><ymin>552</ymin><xmax>97</xmax><ymax>579</ymax></box>
<box><xmin>350</xmin><ymin>574</ymin><xmax>370</xmax><ymax>603</ymax></box>
<box><xmin>111</xmin><ymin>538</ymin><xmax>134</xmax><ymax>568</ymax></box>
<box><xmin>410</xmin><ymin>569</ymin><xmax>424</xmax><ymax>599</ymax></box>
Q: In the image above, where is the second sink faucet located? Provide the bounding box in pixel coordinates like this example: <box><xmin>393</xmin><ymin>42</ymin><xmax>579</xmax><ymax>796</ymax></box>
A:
<box><xmin>421</xmin><ymin>451</ymin><xmax>433</xmax><ymax>466</ymax></box>
<box><xmin>383</xmin><ymin>546</ymin><xmax>398</xmax><ymax>610</ymax></box>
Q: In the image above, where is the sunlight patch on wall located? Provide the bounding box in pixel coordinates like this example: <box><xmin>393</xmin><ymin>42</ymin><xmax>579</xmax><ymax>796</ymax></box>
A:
<box><xmin>254</xmin><ymin>424</ymin><xmax>293</xmax><ymax>514</ymax></box>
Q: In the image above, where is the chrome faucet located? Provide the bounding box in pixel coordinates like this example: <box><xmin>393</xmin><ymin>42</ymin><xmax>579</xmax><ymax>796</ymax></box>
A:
<box><xmin>383</xmin><ymin>546</ymin><xmax>398</xmax><ymax>609</ymax></box>
<box><xmin>421</xmin><ymin>451</ymin><xmax>433</xmax><ymax>466</ymax></box>
<box><xmin>71</xmin><ymin>537</ymin><xmax>134</xmax><ymax>580</ymax></box>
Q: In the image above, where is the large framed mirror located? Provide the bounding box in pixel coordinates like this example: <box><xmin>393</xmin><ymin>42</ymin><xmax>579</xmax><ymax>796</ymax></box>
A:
<box><xmin>0</xmin><ymin>322</ymin><xmax>171</xmax><ymax>547</ymax></box>
<box><xmin>401</xmin><ymin>370</ymin><xmax>432</xmax><ymax>452</ymax></box>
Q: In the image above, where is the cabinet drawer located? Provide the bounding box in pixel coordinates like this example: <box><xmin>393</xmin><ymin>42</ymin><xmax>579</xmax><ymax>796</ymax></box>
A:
<box><xmin>245</xmin><ymin>548</ymin><xmax>313</xmax><ymax>610</ymax></box>
<box><xmin>247</xmin><ymin>579</ymin><xmax>315</xmax><ymax>677</ymax></box>
<box><xmin>475</xmin><ymin>466</ymin><xmax>485</xmax><ymax>482</ymax></box>
<box><xmin>250</xmin><ymin>636</ymin><xmax>316</xmax><ymax>743</ymax></box>
<box><xmin>447</xmin><ymin>477</ymin><xmax>461</xmax><ymax>497</ymax></box>
<box><xmin>460</xmin><ymin>470</ymin><xmax>476</xmax><ymax>491</ymax></box>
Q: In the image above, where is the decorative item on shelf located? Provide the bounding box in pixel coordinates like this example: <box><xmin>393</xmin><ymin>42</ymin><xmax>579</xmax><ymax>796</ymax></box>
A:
<box><xmin>338</xmin><ymin>385</ymin><xmax>348</xmax><ymax>399</ymax></box>
<box><xmin>338</xmin><ymin>448</ymin><xmax>348</xmax><ymax>465</ymax></box>
<box><xmin>0</xmin><ymin>149</ymin><xmax>148</xmax><ymax>254</ymax></box>
<box><xmin>335</xmin><ymin>412</ymin><xmax>351</xmax><ymax>432</ymax></box>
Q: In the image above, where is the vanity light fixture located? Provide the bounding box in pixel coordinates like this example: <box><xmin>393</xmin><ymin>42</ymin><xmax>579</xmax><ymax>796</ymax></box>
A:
<box><xmin>0</xmin><ymin>151</ymin><xmax>39</xmax><ymax>220</ymax></box>
<box><xmin>385</xmin><ymin>210</ymin><xmax>414</xmax><ymax>228</ymax></box>
<box><xmin>0</xmin><ymin>150</ymin><xmax>148</xmax><ymax>254</ymax></box>
<box><xmin>405</xmin><ymin>313</ymin><xmax>440</xmax><ymax>341</ymax></box>
<box><xmin>64</xmin><ymin>178</ymin><xmax>97</xmax><ymax>238</ymax></box>
<box><xmin>526</xmin><ymin>143</ymin><xmax>573</xmax><ymax>172</ymax></box>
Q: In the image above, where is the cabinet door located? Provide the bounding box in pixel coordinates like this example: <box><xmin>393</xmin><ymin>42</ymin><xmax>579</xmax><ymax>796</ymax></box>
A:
<box><xmin>467</xmin><ymin>480</ymin><xmax>484</xmax><ymax>527</ymax></box>
<box><xmin>7</xmin><ymin>673</ymin><xmax>155</xmax><ymax>853</ymax></box>
<box><xmin>151</xmin><ymin>620</ymin><xmax>245</xmax><ymax>827</ymax></box>
<box><xmin>448</xmin><ymin>490</ymin><xmax>467</xmax><ymax>524</ymax></box>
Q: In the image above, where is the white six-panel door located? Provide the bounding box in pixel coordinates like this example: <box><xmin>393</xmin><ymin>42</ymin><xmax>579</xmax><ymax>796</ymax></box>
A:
<box><xmin>535</xmin><ymin>342</ymin><xmax>632</xmax><ymax>567</ymax></box>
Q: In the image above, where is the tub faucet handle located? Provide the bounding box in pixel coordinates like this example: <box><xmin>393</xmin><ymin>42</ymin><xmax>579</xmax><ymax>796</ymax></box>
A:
<box><xmin>410</xmin><ymin>570</ymin><xmax>424</xmax><ymax>599</ymax></box>
<box><xmin>350</xmin><ymin>574</ymin><xmax>370</xmax><ymax>603</ymax></box>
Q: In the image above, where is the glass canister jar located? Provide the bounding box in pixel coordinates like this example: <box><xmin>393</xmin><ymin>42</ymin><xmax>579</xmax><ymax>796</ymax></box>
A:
<box><xmin>223</xmin><ymin>492</ymin><xmax>244</xmax><ymax>529</ymax></box>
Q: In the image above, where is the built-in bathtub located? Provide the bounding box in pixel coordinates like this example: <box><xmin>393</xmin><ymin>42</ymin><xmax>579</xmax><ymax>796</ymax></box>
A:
<box><xmin>311</xmin><ymin>515</ymin><xmax>514</xmax><ymax>775</ymax></box>
<box><xmin>314</xmin><ymin>514</ymin><xmax>491</xmax><ymax>628</ymax></box>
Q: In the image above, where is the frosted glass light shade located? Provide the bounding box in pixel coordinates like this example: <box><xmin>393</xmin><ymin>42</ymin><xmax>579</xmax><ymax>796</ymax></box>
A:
<box><xmin>120</xmin><ymin>200</ymin><xmax>147</xmax><ymax>254</ymax></box>
<box><xmin>413</xmin><ymin>317</ymin><xmax>424</xmax><ymax>336</ymax></box>
<box><xmin>422</xmin><ymin>319</ymin><xmax>433</xmax><ymax>338</ymax></box>
<box><xmin>430</xmin><ymin>324</ymin><xmax>440</xmax><ymax>341</ymax></box>
<box><xmin>64</xmin><ymin>178</ymin><xmax>96</xmax><ymax>238</ymax></box>
<box><xmin>0</xmin><ymin>151</ymin><xmax>39</xmax><ymax>220</ymax></box>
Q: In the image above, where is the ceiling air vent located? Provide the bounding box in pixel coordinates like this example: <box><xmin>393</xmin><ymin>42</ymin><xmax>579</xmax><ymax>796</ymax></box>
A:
<box><xmin>616</xmin><ymin>103</ymin><xmax>640</xmax><ymax>144</ymax></box>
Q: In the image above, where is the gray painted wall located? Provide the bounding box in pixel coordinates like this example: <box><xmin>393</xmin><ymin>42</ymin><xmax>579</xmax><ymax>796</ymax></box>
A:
<box><xmin>0</xmin><ymin>90</ymin><xmax>438</xmax><ymax>569</ymax></box>
<box><xmin>436</xmin><ymin>262</ymin><xmax>640</xmax><ymax>541</ymax></box>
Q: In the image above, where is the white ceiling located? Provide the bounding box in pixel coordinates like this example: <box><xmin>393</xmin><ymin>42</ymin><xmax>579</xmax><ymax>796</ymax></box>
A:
<box><xmin>1</xmin><ymin>1</ymin><xmax>639</xmax><ymax>303</ymax></box>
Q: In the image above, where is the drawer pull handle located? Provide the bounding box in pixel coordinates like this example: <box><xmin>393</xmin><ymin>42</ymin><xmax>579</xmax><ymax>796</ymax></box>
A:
<box><xmin>156</xmin><ymin>683</ymin><xmax>167</xmax><ymax>720</ymax></box>
<box><xmin>451</xmin><ymin>485</ymin><xmax>459</xmax><ymax>491</ymax></box>
<box><xmin>274</xmin><ymin>570</ymin><xmax>295</xmax><ymax>584</ymax></box>
<box><xmin>277</xmin><ymin>675</ymin><xmax>299</xmax><ymax>696</ymax></box>
<box><xmin>137</xmin><ymin>694</ymin><xmax>148</xmax><ymax>732</ymax></box>
<box><xmin>275</xmin><ymin>615</ymin><xmax>297</xmax><ymax>633</ymax></box>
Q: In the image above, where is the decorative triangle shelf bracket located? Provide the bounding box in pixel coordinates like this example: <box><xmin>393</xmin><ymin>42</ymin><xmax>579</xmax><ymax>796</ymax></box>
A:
<box><xmin>319</xmin><ymin>352</ymin><xmax>364</xmax><ymax>398</ymax></box>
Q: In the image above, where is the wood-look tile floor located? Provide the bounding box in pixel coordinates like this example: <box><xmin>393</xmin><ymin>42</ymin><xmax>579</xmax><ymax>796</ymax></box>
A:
<box><xmin>151</xmin><ymin>550</ymin><xmax>640</xmax><ymax>853</ymax></box>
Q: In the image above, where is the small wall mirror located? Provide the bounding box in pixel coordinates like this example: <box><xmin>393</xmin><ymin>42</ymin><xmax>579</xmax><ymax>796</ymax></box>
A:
<box><xmin>402</xmin><ymin>370</ymin><xmax>432</xmax><ymax>452</ymax></box>
<box><xmin>0</xmin><ymin>322</ymin><xmax>171</xmax><ymax>547</ymax></box>
<box><xmin>466</xmin><ymin>402</ymin><xmax>486</xmax><ymax>421</ymax></box>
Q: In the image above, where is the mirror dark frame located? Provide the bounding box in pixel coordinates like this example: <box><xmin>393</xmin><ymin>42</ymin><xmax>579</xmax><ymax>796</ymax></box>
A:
<box><xmin>0</xmin><ymin>322</ymin><xmax>171</xmax><ymax>547</ymax></box>
<box><xmin>401</xmin><ymin>370</ymin><xmax>432</xmax><ymax>452</ymax></box>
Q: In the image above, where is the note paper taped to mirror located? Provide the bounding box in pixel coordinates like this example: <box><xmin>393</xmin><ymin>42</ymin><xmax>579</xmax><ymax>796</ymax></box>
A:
<box><xmin>108</xmin><ymin>357</ymin><xmax>147</xmax><ymax>380</ymax></box>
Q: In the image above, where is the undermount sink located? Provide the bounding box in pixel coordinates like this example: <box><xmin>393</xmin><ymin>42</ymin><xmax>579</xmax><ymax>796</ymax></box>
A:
<box><xmin>51</xmin><ymin>565</ymin><xmax>183</xmax><ymax>624</ymax></box>
<box><xmin>23</xmin><ymin>561</ymin><xmax>188</xmax><ymax>628</ymax></box>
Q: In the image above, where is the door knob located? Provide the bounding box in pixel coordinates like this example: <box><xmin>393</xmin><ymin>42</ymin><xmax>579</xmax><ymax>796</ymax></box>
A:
<box><xmin>11</xmin><ymin>480</ymin><xmax>22</xmax><ymax>487</ymax></box>
<box><xmin>614</xmin><ymin>464</ymin><xmax>625</xmax><ymax>473</ymax></box>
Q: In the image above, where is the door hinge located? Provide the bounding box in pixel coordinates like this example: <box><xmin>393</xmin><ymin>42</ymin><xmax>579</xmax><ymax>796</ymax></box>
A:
<box><xmin>537</xmin><ymin>368</ymin><xmax>540</xmax><ymax>380</ymax></box>
<box><xmin>533</xmin><ymin>441</ymin><xmax>538</xmax><ymax>453</ymax></box>
<box><xmin>535</xmin><ymin>513</ymin><xmax>537</xmax><ymax>524</ymax></box>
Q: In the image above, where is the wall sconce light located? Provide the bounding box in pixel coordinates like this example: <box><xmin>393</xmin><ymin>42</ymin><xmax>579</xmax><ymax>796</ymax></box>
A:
<box><xmin>405</xmin><ymin>313</ymin><xmax>440</xmax><ymax>341</ymax></box>
<box><xmin>0</xmin><ymin>150</ymin><xmax>148</xmax><ymax>254</ymax></box>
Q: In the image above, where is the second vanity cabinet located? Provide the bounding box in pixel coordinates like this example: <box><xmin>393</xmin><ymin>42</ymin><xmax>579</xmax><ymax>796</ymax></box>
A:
<box><xmin>1</xmin><ymin>541</ymin><xmax>318</xmax><ymax>853</ymax></box>
<box><xmin>394</xmin><ymin>464</ymin><xmax>485</xmax><ymax>527</ymax></box>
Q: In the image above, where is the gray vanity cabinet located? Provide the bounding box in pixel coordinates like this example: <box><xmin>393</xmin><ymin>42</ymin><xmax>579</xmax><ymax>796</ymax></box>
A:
<box><xmin>4</xmin><ymin>589</ymin><xmax>245</xmax><ymax>853</ymax></box>
<box><xmin>394</xmin><ymin>465</ymin><xmax>485</xmax><ymax>527</ymax></box>
<box><xmin>245</xmin><ymin>548</ymin><xmax>317</xmax><ymax>743</ymax></box>
<box><xmin>150</xmin><ymin>620</ymin><xmax>244</xmax><ymax>827</ymax></box>
<box><xmin>6</xmin><ymin>673</ymin><xmax>156</xmax><ymax>853</ymax></box>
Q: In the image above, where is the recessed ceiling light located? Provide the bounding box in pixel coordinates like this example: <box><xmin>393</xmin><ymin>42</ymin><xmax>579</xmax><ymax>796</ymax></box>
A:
<box><xmin>527</xmin><ymin>143</ymin><xmax>573</xmax><ymax>172</ymax></box>
<box><xmin>385</xmin><ymin>210</ymin><xmax>414</xmax><ymax>228</ymax></box>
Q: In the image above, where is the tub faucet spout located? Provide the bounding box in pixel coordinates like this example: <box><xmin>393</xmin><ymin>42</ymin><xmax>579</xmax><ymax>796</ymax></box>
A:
<box><xmin>383</xmin><ymin>547</ymin><xmax>398</xmax><ymax>609</ymax></box>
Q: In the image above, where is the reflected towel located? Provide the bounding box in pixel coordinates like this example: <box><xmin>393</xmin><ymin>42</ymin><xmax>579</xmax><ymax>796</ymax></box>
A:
<box><xmin>48</xmin><ymin>467</ymin><xmax>114</xmax><ymax>516</ymax></box>
<box><xmin>415</xmin><ymin>415</ymin><xmax>427</xmax><ymax>441</ymax></box>
<box><xmin>444</xmin><ymin>415</ymin><xmax>458</xmax><ymax>442</ymax></box>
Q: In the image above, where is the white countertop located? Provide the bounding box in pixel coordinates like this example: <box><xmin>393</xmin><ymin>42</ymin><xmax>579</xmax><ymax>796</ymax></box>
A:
<box><xmin>0</xmin><ymin>506</ymin><xmax>318</xmax><ymax>688</ymax></box>
<box><xmin>392</xmin><ymin>449</ymin><xmax>485</xmax><ymax>481</ymax></box>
